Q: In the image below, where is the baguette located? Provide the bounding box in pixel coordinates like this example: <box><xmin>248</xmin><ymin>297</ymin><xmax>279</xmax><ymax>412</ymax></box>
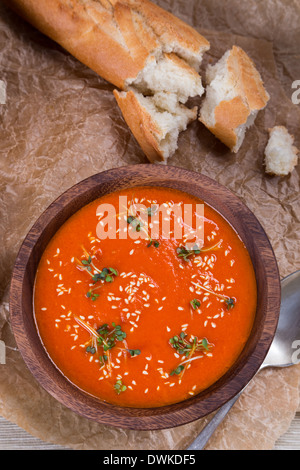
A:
<box><xmin>199</xmin><ymin>46</ymin><xmax>270</xmax><ymax>153</ymax></box>
<box><xmin>7</xmin><ymin>0</ymin><xmax>210</xmax><ymax>162</ymax></box>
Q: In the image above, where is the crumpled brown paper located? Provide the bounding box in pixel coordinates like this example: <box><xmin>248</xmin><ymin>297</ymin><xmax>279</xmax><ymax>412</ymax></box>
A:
<box><xmin>0</xmin><ymin>0</ymin><xmax>299</xmax><ymax>450</ymax></box>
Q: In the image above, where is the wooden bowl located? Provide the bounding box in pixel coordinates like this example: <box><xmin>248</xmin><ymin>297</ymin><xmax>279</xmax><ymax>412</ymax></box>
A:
<box><xmin>9</xmin><ymin>164</ymin><xmax>281</xmax><ymax>430</ymax></box>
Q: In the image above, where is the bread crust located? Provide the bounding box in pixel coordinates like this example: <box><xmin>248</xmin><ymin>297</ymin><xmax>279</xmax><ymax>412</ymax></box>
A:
<box><xmin>203</xmin><ymin>96</ymin><xmax>250</xmax><ymax>151</ymax></box>
<box><xmin>113</xmin><ymin>89</ymin><xmax>197</xmax><ymax>163</ymax></box>
<box><xmin>227</xmin><ymin>46</ymin><xmax>269</xmax><ymax>111</ymax></box>
<box><xmin>7</xmin><ymin>0</ymin><xmax>210</xmax><ymax>90</ymax></box>
<box><xmin>199</xmin><ymin>46</ymin><xmax>269</xmax><ymax>152</ymax></box>
<box><xmin>113</xmin><ymin>89</ymin><xmax>166</xmax><ymax>163</ymax></box>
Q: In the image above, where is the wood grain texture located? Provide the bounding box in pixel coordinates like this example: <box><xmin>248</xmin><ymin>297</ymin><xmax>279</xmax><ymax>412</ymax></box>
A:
<box><xmin>9</xmin><ymin>164</ymin><xmax>281</xmax><ymax>430</ymax></box>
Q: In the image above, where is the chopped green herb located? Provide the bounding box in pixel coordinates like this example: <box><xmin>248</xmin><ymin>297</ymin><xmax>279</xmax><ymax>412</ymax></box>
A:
<box><xmin>86</xmin><ymin>290</ymin><xmax>100</xmax><ymax>301</ymax></box>
<box><xmin>176</xmin><ymin>245</ymin><xmax>201</xmax><ymax>262</ymax></box>
<box><xmin>190</xmin><ymin>298</ymin><xmax>201</xmax><ymax>310</ymax></box>
<box><xmin>127</xmin><ymin>215</ymin><xmax>142</xmax><ymax>232</ymax></box>
<box><xmin>127</xmin><ymin>349</ymin><xmax>141</xmax><ymax>357</ymax></box>
<box><xmin>170</xmin><ymin>364</ymin><xmax>185</xmax><ymax>376</ymax></box>
<box><xmin>147</xmin><ymin>205</ymin><xmax>158</xmax><ymax>216</ymax></box>
<box><xmin>76</xmin><ymin>251</ymin><xmax>118</xmax><ymax>301</ymax></box>
<box><xmin>114</xmin><ymin>379</ymin><xmax>127</xmax><ymax>395</ymax></box>
<box><xmin>176</xmin><ymin>240</ymin><xmax>223</xmax><ymax>262</ymax></box>
<box><xmin>74</xmin><ymin>316</ymin><xmax>141</xmax><ymax>377</ymax></box>
<box><xmin>147</xmin><ymin>239</ymin><xmax>160</xmax><ymax>248</ymax></box>
<box><xmin>96</xmin><ymin>323</ymin><xmax>127</xmax><ymax>351</ymax></box>
<box><xmin>225</xmin><ymin>297</ymin><xmax>235</xmax><ymax>309</ymax></box>
<box><xmin>169</xmin><ymin>331</ymin><xmax>213</xmax><ymax>378</ymax></box>
<box><xmin>191</xmin><ymin>281</ymin><xmax>236</xmax><ymax>310</ymax></box>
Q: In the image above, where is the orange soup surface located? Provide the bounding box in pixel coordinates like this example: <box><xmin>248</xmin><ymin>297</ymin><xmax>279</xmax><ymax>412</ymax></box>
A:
<box><xmin>34</xmin><ymin>186</ymin><xmax>257</xmax><ymax>407</ymax></box>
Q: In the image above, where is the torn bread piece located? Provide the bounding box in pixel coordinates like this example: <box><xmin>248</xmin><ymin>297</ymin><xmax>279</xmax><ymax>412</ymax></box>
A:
<box><xmin>7</xmin><ymin>0</ymin><xmax>209</xmax><ymax>162</ymax></box>
<box><xmin>114</xmin><ymin>89</ymin><xmax>197</xmax><ymax>163</ymax></box>
<box><xmin>199</xmin><ymin>46</ymin><xmax>270</xmax><ymax>153</ymax></box>
<box><xmin>264</xmin><ymin>126</ymin><xmax>299</xmax><ymax>176</ymax></box>
<box><xmin>116</xmin><ymin>51</ymin><xmax>205</xmax><ymax>162</ymax></box>
<box><xmin>127</xmin><ymin>53</ymin><xmax>204</xmax><ymax>105</ymax></box>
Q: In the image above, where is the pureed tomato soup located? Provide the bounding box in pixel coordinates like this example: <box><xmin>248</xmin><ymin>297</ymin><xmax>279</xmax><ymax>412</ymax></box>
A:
<box><xmin>33</xmin><ymin>186</ymin><xmax>257</xmax><ymax>407</ymax></box>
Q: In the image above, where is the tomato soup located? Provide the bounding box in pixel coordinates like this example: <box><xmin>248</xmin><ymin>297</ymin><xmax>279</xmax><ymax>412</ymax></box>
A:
<box><xmin>33</xmin><ymin>186</ymin><xmax>256</xmax><ymax>407</ymax></box>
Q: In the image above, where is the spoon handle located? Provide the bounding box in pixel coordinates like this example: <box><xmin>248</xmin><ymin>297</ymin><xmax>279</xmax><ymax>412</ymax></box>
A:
<box><xmin>187</xmin><ymin>392</ymin><xmax>242</xmax><ymax>450</ymax></box>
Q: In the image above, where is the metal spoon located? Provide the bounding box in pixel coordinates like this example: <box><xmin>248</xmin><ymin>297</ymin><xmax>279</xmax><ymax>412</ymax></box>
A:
<box><xmin>187</xmin><ymin>269</ymin><xmax>300</xmax><ymax>451</ymax></box>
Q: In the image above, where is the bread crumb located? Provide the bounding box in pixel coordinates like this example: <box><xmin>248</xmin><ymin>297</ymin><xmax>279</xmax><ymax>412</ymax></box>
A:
<box><xmin>264</xmin><ymin>126</ymin><xmax>298</xmax><ymax>176</ymax></box>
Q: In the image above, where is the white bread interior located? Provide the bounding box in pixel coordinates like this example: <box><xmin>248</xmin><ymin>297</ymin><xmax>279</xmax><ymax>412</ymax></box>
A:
<box><xmin>116</xmin><ymin>49</ymin><xmax>207</xmax><ymax>162</ymax></box>
<box><xmin>127</xmin><ymin>53</ymin><xmax>204</xmax><ymax>105</ymax></box>
<box><xmin>264</xmin><ymin>126</ymin><xmax>299</xmax><ymax>176</ymax></box>
<box><xmin>199</xmin><ymin>46</ymin><xmax>270</xmax><ymax>153</ymax></box>
<box><xmin>114</xmin><ymin>89</ymin><xmax>197</xmax><ymax>163</ymax></box>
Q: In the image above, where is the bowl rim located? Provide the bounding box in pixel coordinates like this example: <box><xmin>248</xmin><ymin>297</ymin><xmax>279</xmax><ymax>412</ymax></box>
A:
<box><xmin>9</xmin><ymin>164</ymin><xmax>281</xmax><ymax>430</ymax></box>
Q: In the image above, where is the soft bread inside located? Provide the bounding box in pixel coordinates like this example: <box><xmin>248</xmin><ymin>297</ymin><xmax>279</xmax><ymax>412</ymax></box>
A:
<box><xmin>134</xmin><ymin>92</ymin><xmax>197</xmax><ymax>159</ymax></box>
<box><xmin>264</xmin><ymin>126</ymin><xmax>299</xmax><ymax>176</ymax></box>
<box><xmin>199</xmin><ymin>46</ymin><xmax>269</xmax><ymax>152</ymax></box>
<box><xmin>114</xmin><ymin>89</ymin><xmax>197</xmax><ymax>162</ymax></box>
<box><xmin>127</xmin><ymin>53</ymin><xmax>204</xmax><ymax>104</ymax></box>
<box><xmin>116</xmin><ymin>47</ymin><xmax>206</xmax><ymax>162</ymax></box>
